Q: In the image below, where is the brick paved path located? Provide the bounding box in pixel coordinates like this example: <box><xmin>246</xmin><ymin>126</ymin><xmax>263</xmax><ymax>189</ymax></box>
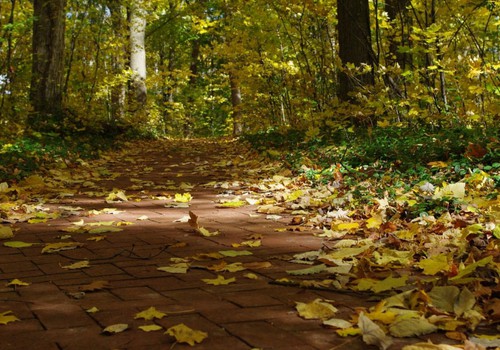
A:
<box><xmin>0</xmin><ymin>140</ymin><xmax>450</xmax><ymax>349</ymax></box>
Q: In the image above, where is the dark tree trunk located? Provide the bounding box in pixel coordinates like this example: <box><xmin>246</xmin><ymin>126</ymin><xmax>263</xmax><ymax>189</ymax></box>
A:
<box><xmin>337</xmin><ymin>0</ymin><xmax>374</xmax><ymax>101</ymax></box>
<box><xmin>385</xmin><ymin>0</ymin><xmax>411</xmax><ymax>70</ymax></box>
<box><xmin>30</xmin><ymin>0</ymin><xmax>66</xmax><ymax>123</ymax></box>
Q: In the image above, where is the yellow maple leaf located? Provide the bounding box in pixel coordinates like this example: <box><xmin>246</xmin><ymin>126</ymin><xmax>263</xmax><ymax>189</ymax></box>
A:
<box><xmin>217</xmin><ymin>200</ymin><xmax>247</xmax><ymax>208</ymax></box>
<box><xmin>366</xmin><ymin>213</ymin><xmax>383</xmax><ymax>229</ymax></box>
<box><xmin>106</xmin><ymin>190</ymin><xmax>128</xmax><ymax>203</ymax></box>
<box><xmin>244</xmin><ymin>273</ymin><xmax>259</xmax><ymax>280</ymax></box>
<box><xmin>365</xmin><ymin>302</ymin><xmax>398</xmax><ymax>324</ymax></box>
<box><xmin>336</xmin><ymin>222</ymin><xmax>360</xmax><ymax>231</ymax></box>
<box><xmin>0</xmin><ymin>311</ymin><xmax>20</xmax><ymax>325</ymax></box>
<box><xmin>165</xmin><ymin>323</ymin><xmax>208</xmax><ymax>346</ymax></box>
<box><xmin>202</xmin><ymin>275</ymin><xmax>236</xmax><ymax>285</ymax></box>
<box><xmin>239</xmin><ymin>239</ymin><xmax>262</xmax><ymax>248</ymax></box>
<box><xmin>198</xmin><ymin>226</ymin><xmax>220</xmax><ymax>237</ymax></box>
<box><xmin>134</xmin><ymin>306</ymin><xmax>167</xmax><ymax>321</ymax></box>
<box><xmin>139</xmin><ymin>324</ymin><xmax>163</xmax><ymax>332</ymax></box>
<box><xmin>336</xmin><ymin>327</ymin><xmax>362</xmax><ymax>337</ymax></box>
<box><xmin>6</xmin><ymin>278</ymin><xmax>31</xmax><ymax>287</ymax></box>
<box><xmin>295</xmin><ymin>299</ymin><xmax>338</xmax><ymax>320</ymax></box>
<box><xmin>87</xmin><ymin>236</ymin><xmax>106</xmax><ymax>242</ymax></box>
<box><xmin>42</xmin><ymin>242</ymin><xmax>83</xmax><ymax>254</ymax></box>
<box><xmin>102</xmin><ymin>323</ymin><xmax>128</xmax><ymax>334</ymax></box>
<box><xmin>417</xmin><ymin>254</ymin><xmax>450</xmax><ymax>275</ymax></box>
<box><xmin>86</xmin><ymin>306</ymin><xmax>99</xmax><ymax>313</ymax></box>
<box><xmin>174</xmin><ymin>193</ymin><xmax>192</xmax><ymax>203</ymax></box>
<box><xmin>371</xmin><ymin>275</ymin><xmax>409</xmax><ymax>293</ymax></box>
<box><xmin>157</xmin><ymin>263</ymin><xmax>189</xmax><ymax>274</ymax></box>
<box><xmin>61</xmin><ymin>260</ymin><xmax>90</xmax><ymax>270</ymax></box>
<box><xmin>3</xmin><ymin>241</ymin><xmax>36</xmax><ymax>248</ymax></box>
<box><xmin>0</xmin><ymin>226</ymin><xmax>14</xmax><ymax>240</ymax></box>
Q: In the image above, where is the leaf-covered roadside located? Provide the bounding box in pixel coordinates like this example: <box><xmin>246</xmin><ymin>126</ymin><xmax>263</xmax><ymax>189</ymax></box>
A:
<box><xmin>242</xmin><ymin>130</ymin><xmax>500</xmax><ymax>348</ymax></box>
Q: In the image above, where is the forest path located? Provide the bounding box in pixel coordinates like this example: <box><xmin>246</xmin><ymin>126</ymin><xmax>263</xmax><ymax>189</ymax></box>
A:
<box><xmin>1</xmin><ymin>139</ymin><xmax>451</xmax><ymax>349</ymax></box>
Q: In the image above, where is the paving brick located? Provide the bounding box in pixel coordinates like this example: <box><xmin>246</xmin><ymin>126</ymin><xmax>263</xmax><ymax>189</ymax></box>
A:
<box><xmin>223</xmin><ymin>321</ymin><xmax>317</xmax><ymax>350</ymax></box>
<box><xmin>111</xmin><ymin>286</ymin><xmax>165</xmax><ymax>301</ymax></box>
<box><xmin>31</xmin><ymin>302</ymin><xmax>95</xmax><ymax>329</ymax></box>
<box><xmin>220</xmin><ymin>290</ymin><xmax>283</xmax><ymax>307</ymax></box>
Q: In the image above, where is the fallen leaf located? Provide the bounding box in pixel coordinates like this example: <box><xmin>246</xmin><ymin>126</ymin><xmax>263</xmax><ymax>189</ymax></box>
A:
<box><xmin>402</xmin><ymin>342</ymin><xmax>463</xmax><ymax>350</ymax></box>
<box><xmin>139</xmin><ymin>324</ymin><xmax>163</xmax><ymax>332</ymax></box>
<box><xmin>296</xmin><ymin>299</ymin><xmax>338</xmax><ymax>320</ymax></box>
<box><xmin>417</xmin><ymin>254</ymin><xmax>450</xmax><ymax>275</ymax></box>
<box><xmin>102</xmin><ymin>323</ymin><xmax>128</xmax><ymax>334</ymax></box>
<box><xmin>219</xmin><ymin>250</ymin><xmax>253</xmax><ymax>257</ymax></box>
<box><xmin>137</xmin><ymin>215</ymin><xmax>149</xmax><ymax>221</ymax></box>
<box><xmin>165</xmin><ymin>323</ymin><xmax>208</xmax><ymax>346</ymax></box>
<box><xmin>3</xmin><ymin>241</ymin><xmax>36</xmax><ymax>248</ymax></box>
<box><xmin>188</xmin><ymin>211</ymin><xmax>198</xmax><ymax>228</ymax></box>
<box><xmin>0</xmin><ymin>311</ymin><xmax>20</xmax><ymax>325</ymax></box>
<box><xmin>135</xmin><ymin>306</ymin><xmax>167</xmax><ymax>321</ymax></box>
<box><xmin>217</xmin><ymin>200</ymin><xmax>247</xmax><ymax>208</ymax></box>
<box><xmin>0</xmin><ymin>226</ymin><xmax>14</xmax><ymax>240</ymax></box>
<box><xmin>287</xmin><ymin>264</ymin><xmax>327</xmax><ymax>276</ymax></box>
<box><xmin>202</xmin><ymin>275</ymin><xmax>236</xmax><ymax>285</ymax></box>
<box><xmin>42</xmin><ymin>242</ymin><xmax>84</xmax><ymax>254</ymax></box>
<box><xmin>428</xmin><ymin>286</ymin><xmax>460</xmax><ymax>313</ymax></box>
<box><xmin>242</xmin><ymin>261</ymin><xmax>272</xmax><ymax>269</ymax></box>
<box><xmin>106</xmin><ymin>190</ymin><xmax>128</xmax><ymax>203</ymax></box>
<box><xmin>323</xmin><ymin>318</ymin><xmax>353</xmax><ymax>329</ymax></box>
<box><xmin>198</xmin><ymin>226</ymin><xmax>220</xmax><ymax>237</ymax></box>
<box><xmin>79</xmin><ymin>280</ymin><xmax>110</xmax><ymax>292</ymax></box>
<box><xmin>389</xmin><ymin>317</ymin><xmax>438</xmax><ymax>337</ymax></box>
<box><xmin>336</xmin><ymin>327</ymin><xmax>362</xmax><ymax>337</ymax></box>
<box><xmin>157</xmin><ymin>263</ymin><xmax>189</xmax><ymax>274</ymax></box>
<box><xmin>88</xmin><ymin>226</ymin><xmax>123</xmax><ymax>234</ymax></box>
<box><xmin>371</xmin><ymin>275</ymin><xmax>409</xmax><ymax>293</ymax></box>
<box><xmin>174</xmin><ymin>215</ymin><xmax>190</xmax><ymax>223</ymax></box>
<box><xmin>238</xmin><ymin>239</ymin><xmax>261</xmax><ymax>248</ymax></box>
<box><xmin>86</xmin><ymin>306</ymin><xmax>99</xmax><ymax>313</ymax></box>
<box><xmin>61</xmin><ymin>260</ymin><xmax>90</xmax><ymax>270</ymax></box>
<box><xmin>366</xmin><ymin>213</ymin><xmax>384</xmax><ymax>229</ymax></box>
<box><xmin>358</xmin><ymin>312</ymin><xmax>393</xmax><ymax>350</ymax></box>
<box><xmin>87</xmin><ymin>236</ymin><xmax>106</xmax><ymax>242</ymax></box>
<box><xmin>336</xmin><ymin>222</ymin><xmax>360</xmax><ymax>231</ymax></box>
<box><xmin>244</xmin><ymin>273</ymin><xmax>259</xmax><ymax>279</ymax></box>
<box><xmin>6</xmin><ymin>278</ymin><xmax>30</xmax><ymax>287</ymax></box>
<box><xmin>174</xmin><ymin>193</ymin><xmax>192</xmax><ymax>203</ymax></box>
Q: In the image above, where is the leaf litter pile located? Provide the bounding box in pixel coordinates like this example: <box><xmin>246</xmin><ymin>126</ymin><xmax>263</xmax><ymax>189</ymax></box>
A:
<box><xmin>0</xmin><ymin>138</ymin><xmax>499</xmax><ymax>349</ymax></box>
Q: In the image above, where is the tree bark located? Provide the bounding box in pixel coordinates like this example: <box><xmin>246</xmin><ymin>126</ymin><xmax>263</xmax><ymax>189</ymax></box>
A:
<box><xmin>337</xmin><ymin>0</ymin><xmax>374</xmax><ymax>101</ymax></box>
<box><xmin>30</xmin><ymin>0</ymin><xmax>66</xmax><ymax>121</ymax></box>
<box><xmin>108</xmin><ymin>0</ymin><xmax>126</xmax><ymax>123</ymax></box>
<box><xmin>129</xmin><ymin>0</ymin><xmax>147</xmax><ymax>111</ymax></box>
<box><xmin>229</xmin><ymin>72</ymin><xmax>243</xmax><ymax>136</ymax></box>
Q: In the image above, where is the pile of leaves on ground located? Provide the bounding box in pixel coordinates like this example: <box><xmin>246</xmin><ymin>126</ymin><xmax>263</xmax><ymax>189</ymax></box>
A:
<box><xmin>0</xmin><ymin>134</ymin><xmax>498</xmax><ymax>349</ymax></box>
<box><xmin>242</xmin><ymin>127</ymin><xmax>499</xmax><ymax>348</ymax></box>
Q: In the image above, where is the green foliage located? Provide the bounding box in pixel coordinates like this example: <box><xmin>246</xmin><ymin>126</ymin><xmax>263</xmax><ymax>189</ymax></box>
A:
<box><xmin>244</xmin><ymin>124</ymin><xmax>499</xmax><ymax>193</ymax></box>
<box><xmin>0</xmin><ymin>132</ymin><xmax>116</xmax><ymax>180</ymax></box>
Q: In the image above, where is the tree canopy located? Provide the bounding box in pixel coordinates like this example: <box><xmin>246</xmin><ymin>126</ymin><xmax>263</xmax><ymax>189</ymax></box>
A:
<box><xmin>0</xmin><ymin>0</ymin><xmax>498</xmax><ymax>138</ymax></box>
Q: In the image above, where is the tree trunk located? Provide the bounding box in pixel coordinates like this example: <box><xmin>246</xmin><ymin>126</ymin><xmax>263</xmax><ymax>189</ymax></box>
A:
<box><xmin>30</xmin><ymin>0</ymin><xmax>66</xmax><ymax>124</ymax></box>
<box><xmin>229</xmin><ymin>72</ymin><xmax>243</xmax><ymax>136</ymax></box>
<box><xmin>129</xmin><ymin>0</ymin><xmax>147</xmax><ymax>112</ymax></box>
<box><xmin>385</xmin><ymin>0</ymin><xmax>411</xmax><ymax>70</ymax></box>
<box><xmin>337</xmin><ymin>0</ymin><xmax>374</xmax><ymax>101</ymax></box>
<box><xmin>108</xmin><ymin>0</ymin><xmax>126</xmax><ymax>123</ymax></box>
